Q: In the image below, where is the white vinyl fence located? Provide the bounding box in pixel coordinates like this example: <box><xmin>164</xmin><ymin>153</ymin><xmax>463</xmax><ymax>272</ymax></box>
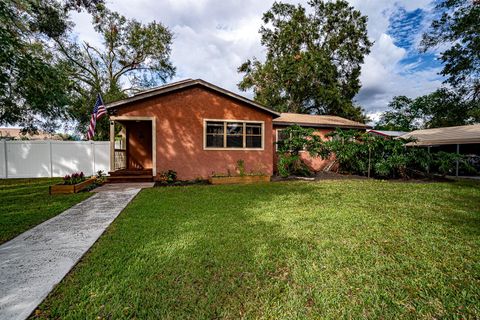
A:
<box><xmin>0</xmin><ymin>140</ymin><xmax>110</xmax><ymax>179</ymax></box>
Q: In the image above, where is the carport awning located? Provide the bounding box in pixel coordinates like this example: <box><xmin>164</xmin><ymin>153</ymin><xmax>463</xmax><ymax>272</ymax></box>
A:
<box><xmin>401</xmin><ymin>124</ymin><xmax>480</xmax><ymax>146</ymax></box>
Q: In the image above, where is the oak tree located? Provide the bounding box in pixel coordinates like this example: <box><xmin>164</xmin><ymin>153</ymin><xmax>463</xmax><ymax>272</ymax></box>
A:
<box><xmin>377</xmin><ymin>89</ymin><xmax>480</xmax><ymax>131</ymax></box>
<box><xmin>421</xmin><ymin>0</ymin><xmax>479</xmax><ymax>101</ymax></box>
<box><xmin>238</xmin><ymin>0</ymin><xmax>372</xmax><ymax>122</ymax></box>
<box><xmin>53</xmin><ymin>6</ymin><xmax>175</xmax><ymax>139</ymax></box>
<box><xmin>0</xmin><ymin>0</ymin><xmax>101</xmax><ymax>131</ymax></box>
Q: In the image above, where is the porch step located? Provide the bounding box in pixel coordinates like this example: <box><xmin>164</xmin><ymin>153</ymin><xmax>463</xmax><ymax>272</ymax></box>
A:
<box><xmin>107</xmin><ymin>175</ymin><xmax>153</xmax><ymax>183</ymax></box>
<box><xmin>109</xmin><ymin>169</ymin><xmax>153</xmax><ymax>176</ymax></box>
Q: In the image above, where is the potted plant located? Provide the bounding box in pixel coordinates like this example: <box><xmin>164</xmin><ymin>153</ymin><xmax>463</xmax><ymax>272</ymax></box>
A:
<box><xmin>49</xmin><ymin>172</ymin><xmax>97</xmax><ymax>194</ymax></box>
<box><xmin>209</xmin><ymin>160</ymin><xmax>270</xmax><ymax>185</ymax></box>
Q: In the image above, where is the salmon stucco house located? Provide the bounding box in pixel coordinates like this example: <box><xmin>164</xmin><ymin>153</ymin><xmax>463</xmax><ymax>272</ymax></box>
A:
<box><xmin>106</xmin><ymin>79</ymin><xmax>369</xmax><ymax>182</ymax></box>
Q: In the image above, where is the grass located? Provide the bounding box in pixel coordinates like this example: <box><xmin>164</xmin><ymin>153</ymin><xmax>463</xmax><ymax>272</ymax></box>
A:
<box><xmin>35</xmin><ymin>180</ymin><xmax>480</xmax><ymax>319</ymax></box>
<box><xmin>0</xmin><ymin>178</ymin><xmax>92</xmax><ymax>244</ymax></box>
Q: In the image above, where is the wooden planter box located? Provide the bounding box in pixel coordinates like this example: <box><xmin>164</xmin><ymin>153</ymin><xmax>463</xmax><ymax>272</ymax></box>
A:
<box><xmin>49</xmin><ymin>177</ymin><xmax>96</xmax><ymax>194</ymax></box>
<box><xmin>209</xmin><ymin>175</ymin><xmax>271</xmax><ymax>185</ymax></box>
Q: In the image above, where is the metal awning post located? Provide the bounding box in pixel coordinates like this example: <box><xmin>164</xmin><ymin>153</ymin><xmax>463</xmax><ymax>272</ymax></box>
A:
<box><xmin>110</xmin><ymin>120</ymin><xmax>115</xmax><ymax>172</ymax></box>
<box><xmin>427</xmin><ymin>146</ymin><xmax>431</xmax><ymax>174</ymax></box>
<box><xmin>367</xmin><ymin>146</ymin><xmax>371</xmax><ymax>178</ymax></box>
<box><xmin>455</xmin><ymin>144</ymin><xmax>460</xmax><ymax>177</ymax></box>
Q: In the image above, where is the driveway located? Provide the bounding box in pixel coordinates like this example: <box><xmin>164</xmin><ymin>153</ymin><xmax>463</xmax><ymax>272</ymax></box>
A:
<box><xmin>0</xmin><ymin>187</ymin><xmax>143</xmax><ymax>320</ymax></box>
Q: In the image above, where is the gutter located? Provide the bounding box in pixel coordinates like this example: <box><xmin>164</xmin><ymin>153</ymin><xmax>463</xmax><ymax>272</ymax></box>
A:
<box><xmin>273</xmin><ymin>121</ymin><xmax>371</xmax><ymax>130</ymax></box>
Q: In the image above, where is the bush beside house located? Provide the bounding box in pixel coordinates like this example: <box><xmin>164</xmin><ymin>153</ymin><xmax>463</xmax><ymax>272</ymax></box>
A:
<box><xmin>276</xmin><ymin>126</ymin><xmax>476</xmax><ymax>179</ymax></box>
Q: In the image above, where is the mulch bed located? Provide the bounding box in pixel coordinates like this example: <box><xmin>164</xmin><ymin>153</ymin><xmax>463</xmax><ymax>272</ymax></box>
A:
<box><xmin>272</xmin><ymin>171</ymin><xmax>366</xmax><ymax>182</ymax></box>
<box><xmin>272</xmin><ymin>171</ymin><xmax>455</xmax><ymax>183</ymax></box>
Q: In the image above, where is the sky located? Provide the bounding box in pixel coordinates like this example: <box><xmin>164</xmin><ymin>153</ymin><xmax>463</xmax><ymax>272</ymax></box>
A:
<box><xmin>71</xmin><ymin>0</ymin><xmax>445</xmax><ymax>122</ymax></box>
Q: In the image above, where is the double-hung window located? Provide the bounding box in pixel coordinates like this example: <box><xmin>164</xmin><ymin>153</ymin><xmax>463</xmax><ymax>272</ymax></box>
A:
<box><xmin>205</xmin><ymin>120</ymin><xmax>263</xmax><ymax>149</ymax></box>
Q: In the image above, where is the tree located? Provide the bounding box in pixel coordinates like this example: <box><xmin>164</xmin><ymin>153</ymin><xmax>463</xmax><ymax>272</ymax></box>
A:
<box><xmin>53</xmin><ymin>6</ymin><xmax>175</xmax><ymax>139</ymax></box>
<box><xmin>376</xmin><ymin>96</ymin><xmax>422</xmax><ymax>131</ymax></box>
<box><xmin>0</xmin><ymin>0</ymin><xmax>101</xmax><ymax>131</ymax></box>
<box><xmin>378</xmin><ymin>0</ymin><xmax>480</xmax><ymax>131</ymax></box>
<box><xmin>238</xmin><ymin>0</ymin><xmax>372</xmax><ymax>122</ymax></box>
<box><xmin>377</xmin><ymin>89</ymin><xmax>479</xmax><ymax>131</ymax></box>
<box><xmin>276</xmin><ymin>125</ymin><xmax>325</xmax><ymax>177</ymax></box>
<box><xmin>320</xmin><ymin>129</ymin><xmax>474</xmax><ymax>178</ymax></box>
<box><xmin>413</xmin><ymin>88</ymin><xmax>479</xmax><ymax>128</ymax></box>
<box><xmin>421</xmin><ymin>0</ymin><xmax>479</xmax><ymax>101</ymax></box>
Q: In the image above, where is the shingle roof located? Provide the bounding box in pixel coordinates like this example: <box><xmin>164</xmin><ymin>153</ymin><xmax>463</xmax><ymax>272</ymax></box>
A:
<box><xmin>273</xmin><ymin>113</ymin><xmax>370</xmax><ymax>129</ymax></box>
<box><xmin>401</xmin><ymin>124</ymin><xmax>480</xmax><ymax>146</ymax></box>
<box><xmin>106</xmin><ymin>79</ymin><xmax>280</xmax><ymax>117</ymax></box>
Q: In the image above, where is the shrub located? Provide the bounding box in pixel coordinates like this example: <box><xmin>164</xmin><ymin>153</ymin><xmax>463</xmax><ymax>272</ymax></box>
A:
<box><xmin>276</xmin><ymin>125</ymin><xmax>325</xmax><ymax>155</ymax></box>
<box><xmin>322</xmin><ymin>129</ymin><xmax>368</xmax><ymax>174</ymax></box>
<box><xmin>323</xmin><ymin>129</ymin><xmax>476</xmax><ymax>179</ymax></box>
<box><xmin>276</xmin><ymin>125</ymin><xmax>326</xmax><ymax>177</ymax></box>
<box><xmin>236</xmin><ymin>160</ymin><xmax>246</xmax><ymax>176</ymax></box>
<box><xmin>433</xmin><ymin>151</ymin><xmax>475</xmax><ymax>176</ymax></box>
<box><xmin>95</xmin><ymin>170</ymin><xmax>107</xmax><ymax>185</ymax></box>
<box><xmin>276</xmin><ymin>126</ymin><xmax>474</xmax><ymax>179</ymax></box>
<box><xmin>158</xmin><ymin>170</ymin><xmax>177</xmax><ymax>184</ymax></box>
<box><xmin>277</xmin><ymin>154</ymin><xmax>312</xmax><ymax>178</ymax></box>
<box><xmin>322</xmin><ymin>130</ymin><xmax>429</xmax><ymax>178</ymax></box>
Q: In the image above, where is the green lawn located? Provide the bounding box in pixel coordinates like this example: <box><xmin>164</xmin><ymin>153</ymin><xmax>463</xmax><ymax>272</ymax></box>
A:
<box><xmin>35</xmin><ymin>180</ymin><xmax>480</xmax><ymax>319</ymax></box>
<box><xmin>0</xmin><ymin>178</ymin><xmax>91</xmax><ymax>244</ymax></box>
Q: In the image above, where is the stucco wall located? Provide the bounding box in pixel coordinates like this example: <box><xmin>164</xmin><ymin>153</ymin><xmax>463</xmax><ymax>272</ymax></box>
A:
<box><xmin>114</xmin><ymin>86</ymin><xmax>274</xmax><ymax>180</ymax></box>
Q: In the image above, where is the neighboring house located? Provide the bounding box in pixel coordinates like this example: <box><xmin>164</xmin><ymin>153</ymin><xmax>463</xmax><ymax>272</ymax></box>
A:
<box><xmin>401</xmin><ymin>124</ymin><xmax>480</xmax><ymax>176</ymax></box>
<box><xmin>401</xmin><ymin>124</ymin><xmax>480</xmax><ymax>148</ymax></box>
<box><xmin>0</xmin><ymin>128</ymin><xmax>63</xmax><ymax>140</ymax></box>
<box><xmin>367</xmin><ymin>129</ymin><xmax>408</xmax><ymax>138</ymax></box>
<box><xmin>106</xmin><ymin>79</ymin><xmax>369</xmax><ymax>181</ymax></box>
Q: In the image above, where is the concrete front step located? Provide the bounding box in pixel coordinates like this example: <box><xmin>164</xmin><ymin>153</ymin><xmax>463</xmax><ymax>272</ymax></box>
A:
<box><xmin>107</xmin><ymin>169</ymin><xmax>154</xmax><ymax>183</ymax></box>
<box><xmin>107</xmin><ymin>175</ymin><xmax>153</xmax><ymax>183</ymax></box>
<box><xmin>109</xmin><ymin>169</ymin><xmax>153</xmax><ymax>177</ymax></box>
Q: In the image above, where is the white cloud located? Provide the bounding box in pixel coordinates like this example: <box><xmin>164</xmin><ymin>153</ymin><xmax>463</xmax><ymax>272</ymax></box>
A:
<box><xmin>355</xmin><ymin>31</ymin><xmax>443</xmax><ymax>113</ymax></box>
<box><xmin>350</xmin><ymin>1</ymin><xmax>443</xmax><ymax>106</ymax></box>
<box><xmin>70</xmin><ymin>0</ymin><xmax>443</xmax><ymax>117</ymax></box>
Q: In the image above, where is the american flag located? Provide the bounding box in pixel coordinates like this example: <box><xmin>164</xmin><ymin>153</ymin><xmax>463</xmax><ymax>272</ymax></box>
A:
<box><xmin>86</xmin><ymin>94</ymin><xmax>107</xmax><ymax>140</ymax></box>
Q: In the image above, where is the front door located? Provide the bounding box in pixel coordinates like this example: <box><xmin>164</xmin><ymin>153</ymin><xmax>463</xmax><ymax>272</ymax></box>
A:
<box><xmin>126</xmin><ymin>121</ymin><xmax>153</xmax><ymax>170</ymax></box>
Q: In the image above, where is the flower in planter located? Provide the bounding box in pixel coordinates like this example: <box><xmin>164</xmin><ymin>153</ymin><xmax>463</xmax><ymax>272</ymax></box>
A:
<box><xmin>63</xmin><ymin>172</ymin><xmax>87</xmax><ymax>185</ymax></box>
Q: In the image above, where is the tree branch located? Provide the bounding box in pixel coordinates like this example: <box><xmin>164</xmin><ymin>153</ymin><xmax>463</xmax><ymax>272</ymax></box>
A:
<box><xmin>54</xmin><ymin>38</ymin><xmax>97</xmax><ymax>80</ymax></box>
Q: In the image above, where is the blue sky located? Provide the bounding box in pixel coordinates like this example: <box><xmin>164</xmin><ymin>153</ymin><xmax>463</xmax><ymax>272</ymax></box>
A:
<box><xmin>387</xmin><ymin>7</ymin><xmax>442</xmax><ymax>75</ymax></box>
<box><xmin>350</xmin><ymin>0</ymin><xmax>444</xmax><ymax>120</ymax></box>
<box><xmin>71</xmin><ymin>0</ymin><xmax>445</xmax><ymax>121</ymax></box>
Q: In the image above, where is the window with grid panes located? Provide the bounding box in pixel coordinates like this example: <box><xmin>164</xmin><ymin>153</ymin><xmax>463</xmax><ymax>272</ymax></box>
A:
<box><xmin>205</xmin><ymin>121</ymin><xmax>263</xmax><ymax>149</ymax></box>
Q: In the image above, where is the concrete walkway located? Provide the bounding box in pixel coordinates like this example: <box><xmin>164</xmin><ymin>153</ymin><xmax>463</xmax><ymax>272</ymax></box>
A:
<box><xmin>0</xmin><ymin>187</ymin><xmax>142</xmax><ymax>320</ymax></box>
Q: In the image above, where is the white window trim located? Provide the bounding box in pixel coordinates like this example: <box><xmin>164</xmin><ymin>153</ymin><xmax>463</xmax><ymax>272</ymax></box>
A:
<box><xmin>203</xmin><ymin>119</ymin><xmax>265</xmax><ymax>151</ymax></box>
